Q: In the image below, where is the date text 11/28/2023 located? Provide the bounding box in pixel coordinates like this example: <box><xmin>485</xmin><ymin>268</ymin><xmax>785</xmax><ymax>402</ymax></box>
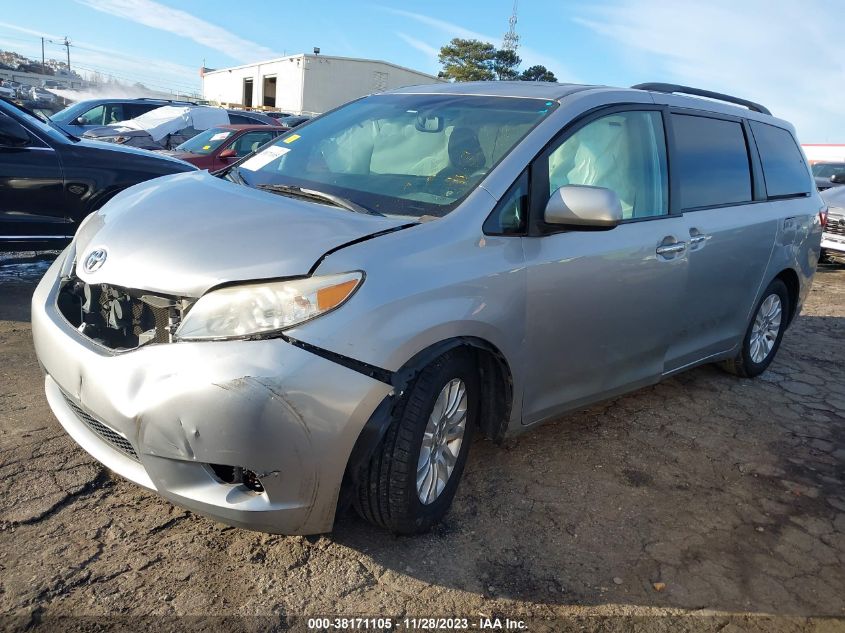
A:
<box><xmin>306</xmin><ymin>617</ymin><xmax>528</xmax><ymax>630</ymax></box>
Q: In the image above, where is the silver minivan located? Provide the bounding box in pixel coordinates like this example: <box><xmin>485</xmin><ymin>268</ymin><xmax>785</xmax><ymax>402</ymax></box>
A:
<box><xmin>32</xmin><ymin>82</ymin><xmax>825</xmax><ymax>535</ymax></box>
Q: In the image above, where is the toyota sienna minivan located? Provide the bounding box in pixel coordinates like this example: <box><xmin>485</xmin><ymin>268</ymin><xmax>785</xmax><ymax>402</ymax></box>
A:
<box><xmin>32</xmin><ymin>81</ymin><xmax>825</xmax><ymax>535</ymax></box>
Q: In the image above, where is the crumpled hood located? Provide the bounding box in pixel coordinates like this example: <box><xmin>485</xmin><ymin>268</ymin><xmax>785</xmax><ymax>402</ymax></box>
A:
<box><xmin>73</xmin><ymin>171</ymin><xmax>410</xmax><ymax>297</ymax></box>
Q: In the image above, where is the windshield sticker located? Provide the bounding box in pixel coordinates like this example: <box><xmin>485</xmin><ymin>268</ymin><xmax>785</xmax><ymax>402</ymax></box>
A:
<box><xmin>240</xmin><ymin>145</ymin><xmax>290</xmax><ymax>171</ymax></box>
<box><xmin>282</xmin><ymin>134</ymin><xmax>301</xmax><ymax>144</ymax></box>
<box><xmin>202</xmin><ymin>145</ymin><xmax>211</xmax><ymax>150</ymax></box>
<box><xmin>210</xmin><ymin>132</ymin><xmax>231</xmax><ymax>141</ymax></box>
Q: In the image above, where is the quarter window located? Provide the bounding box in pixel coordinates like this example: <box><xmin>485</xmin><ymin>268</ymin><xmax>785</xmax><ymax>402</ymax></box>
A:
<box><xmin>672</xmin><ymin>114</ymin><xmax>752</xmax><ymax>209</ymax></box>
<box><xmin>546</xmin><ymin>111</ymin><xmax>668</xmax><ymax>219</ymax></box>
<box><xmin>749</xmin><ymin>121</ymin><xmax>811</xmax><ymax>198</ymax></box>
<box><xmin>484</xmin><ymin>171</ymin><xmax>528</xmax><ymax>234</ymax></box>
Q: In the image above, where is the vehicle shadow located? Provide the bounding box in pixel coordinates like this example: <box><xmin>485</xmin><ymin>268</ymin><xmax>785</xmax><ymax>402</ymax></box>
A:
<box><xmin>0</xmin><ymin>252</ymin><xmax>57</xmax><ymax>322</ymax></box>
<box><xmin>332</xmin><ymin>311</ymin><xmax>845</xmax><ymax>617</ymax></box>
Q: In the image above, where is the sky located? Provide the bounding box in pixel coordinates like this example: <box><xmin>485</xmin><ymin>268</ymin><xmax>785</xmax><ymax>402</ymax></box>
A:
<box><xmin>1</xmin><ymin>0</ymin><xmax>843</xmax><ymax>141</ymax></box>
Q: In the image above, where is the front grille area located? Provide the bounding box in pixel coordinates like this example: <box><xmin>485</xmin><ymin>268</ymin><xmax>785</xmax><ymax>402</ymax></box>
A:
<box><xmin>61</xmin><ymin>391</ymin><xmax>139</xmax><ymax>461</ymax></box>
<box><xmin>826</xmin><ymin>219</ymin><xmax>845</xmax><ymax>237</ymax></box>
<box><xmin>57</xmin><ymin>277</ymin><xmax>192</xmax><ymax>350</ymax></box>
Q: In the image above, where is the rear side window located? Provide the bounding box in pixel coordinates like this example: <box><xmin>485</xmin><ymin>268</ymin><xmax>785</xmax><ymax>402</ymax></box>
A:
<box><xmin>749</xmin><ymin>121</ymin><xmax>811</xmax><ymax>198</ymax></box>
<box><xmin>229</xmin><ymin>113</ymin><xmax>259</xmax><ymax>125</ymax></box>
<box><xmin>672</xmin><ymin>114</ymin><xmax>752</xmax><ymax>209</ymax></box>
<box><xmin>124</xmin><ymin>103</ymin><xmax>158</xmax><ymax>119</ymax></box>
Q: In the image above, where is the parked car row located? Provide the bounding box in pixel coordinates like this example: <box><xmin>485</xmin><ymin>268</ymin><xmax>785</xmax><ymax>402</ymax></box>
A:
<box><xmin>23</xmin><ymin>81</ymin><xmax>825</xmax><ymax>537</ymax></box>
<box><xmin>79</xmin><ymin>104</ymin><xmax>280</xmax><ymax>150</ymax></box>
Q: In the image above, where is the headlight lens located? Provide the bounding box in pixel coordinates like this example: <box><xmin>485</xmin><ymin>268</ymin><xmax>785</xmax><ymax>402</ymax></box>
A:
<box><xmin>175</xmin><ymin>272</ymin><xmax>362</xmax><ymax>341</ymax></box>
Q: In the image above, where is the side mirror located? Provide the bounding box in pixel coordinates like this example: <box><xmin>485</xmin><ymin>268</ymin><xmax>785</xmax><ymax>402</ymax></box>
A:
<box><xmin>218</xmin><ymin>148</ymin><xmax>237</xmax><ymax>159</ymax></box>
<box><xmin>831</xmin><ymin>173</ymin><xmax>845</xmax><ymax>185</ymax></box>
<box><xmin>544</xmin><ymin>185</ymin><xmax>623</xmax><ymax>229</ymax></box>
<box><xmin>0</xmin><ymin>117</ymin><xmax>30</xmax><ymax>148</ymax></box>
<box><xmin>75</xmin><ymin>117</ymin><xmax>87</xmax><ymax>126</ymax></box>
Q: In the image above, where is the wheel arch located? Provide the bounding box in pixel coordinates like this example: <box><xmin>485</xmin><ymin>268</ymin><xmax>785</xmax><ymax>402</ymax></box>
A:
<box><xmin>773</xmin><ymin>267</ymin><xmax>800</xmax><ymax>325</ymax></box>
<box><xmin>337</xmin><ymin>336</ymin><xmax>514</xmax><ymax>517</ymax></box>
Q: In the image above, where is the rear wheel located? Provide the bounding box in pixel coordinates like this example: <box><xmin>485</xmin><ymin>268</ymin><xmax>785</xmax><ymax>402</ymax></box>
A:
<box><xmin>721</xmin><ymin>278</ymin><xmax>790</xmax><ymax>378</ymax></box>
<box><xmin>354</xmin><ymin>349</ymin><xmax>478</xmax><ymax>534</ymax></box>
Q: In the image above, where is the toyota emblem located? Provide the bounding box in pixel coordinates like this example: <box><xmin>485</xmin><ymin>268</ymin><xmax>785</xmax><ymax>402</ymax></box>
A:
<box><xmin>84</xmin><ymin>248</ymin><xmax>108</xmax><ymax>273</ymax></box>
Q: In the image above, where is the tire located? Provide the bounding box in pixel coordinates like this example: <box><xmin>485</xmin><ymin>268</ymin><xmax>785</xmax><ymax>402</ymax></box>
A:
<box><xmin>721</xmin><ymin>278</ymin><xmax>790</xmax><ymax>378</ymax></box>
<box><xmin>353</xmin><ymin>349</ymin><xmax>478</xmax><ymax>534</ymax></box>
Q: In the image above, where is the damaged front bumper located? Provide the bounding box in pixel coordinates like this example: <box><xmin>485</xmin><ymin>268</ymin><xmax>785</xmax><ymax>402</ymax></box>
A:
<box><xmin>32</xmin><ymin>253</ymin><xmax>393</xmax><ymax>534</ymax></box>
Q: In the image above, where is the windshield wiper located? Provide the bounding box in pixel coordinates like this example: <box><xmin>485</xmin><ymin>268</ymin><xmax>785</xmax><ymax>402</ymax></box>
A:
<box><xmin>256</xmin><ymin>184</ymin><xmax>384</xmax><ymax>216</ymax></box>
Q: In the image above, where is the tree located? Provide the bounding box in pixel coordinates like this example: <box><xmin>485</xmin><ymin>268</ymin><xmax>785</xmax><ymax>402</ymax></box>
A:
<box><xmin>493</xmin><ymin>49</ymin><xmax>521</xmax><ymax>81</ymax></box>
<box><xmin>519</xmin><ymin>65</ymin><xmax>557</xmax><ymax>82</ymax></box>
<box><xmin>437</xmin><ymin>38</ymin><xmax>496</xmax><ymax>82</ymax></box>
<box><xmin>437</xmin><ymin>37</ymin><xmax>559</xmax><ymax>83</ymax></box>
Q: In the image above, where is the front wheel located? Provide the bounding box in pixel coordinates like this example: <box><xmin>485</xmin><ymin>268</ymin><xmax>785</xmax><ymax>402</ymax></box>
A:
<box><xmin>721</xmin><ymin>278</ymin><xmax>790</xmax><ymax>378</ymax></box>
<box><xmin>353</xmin><ymin>349</ymin><xmax>478</xmax><ymax>534</ymax></box>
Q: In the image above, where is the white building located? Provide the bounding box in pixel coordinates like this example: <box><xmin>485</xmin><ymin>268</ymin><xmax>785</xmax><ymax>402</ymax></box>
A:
<box><xmin>202</xmin><ymin>54</ymin><xmax>443</xmax><ymax>116</ymax></box>
<box><xmin>803</xmin><ymin>144</ymin><xmax>845</xmax><ymax>164</ymax></box>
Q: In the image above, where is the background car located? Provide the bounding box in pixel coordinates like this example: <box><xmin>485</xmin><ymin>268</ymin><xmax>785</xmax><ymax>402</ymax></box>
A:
<box><xmin>160</xmin><ymin>124</ymin><xmax>285</xmax><ymax>170</ymax></box>
<box><xmin>50</xmin><ymin>97</ymin><xmax>198</xmax><ymax>136</ymax></box>
<box><xmin>0</xmin><ymin>84</ymin><xmax>14</xmax><ymax>99</ymax></box>
<box><xmin>42</xmin><ymin>79</ymin><xmax>67</xmax><ymax>90</ymax></box>
<box><xmin>821</xmin><ymin>185</ymin><xmax>845</xmax><ymax>263</ymax></box>
<box><xmin>276</xmin><ymin>114</ymin><xmax>311</xmax><ymax>128</ymax></box>
<box><xmin>0</xmin><ymin>97</ymin><xmax>196</xmax><ymax>251</ymax></box>
<box><xmin>82</xmin><ymin>105</ymin><xmax>280</xmax><ymax>150</ymax></box>
<box><xmin>15</xmin><ymin>83</ymin><xmax>33</xmax><ymax>99</ymax></box>
<box><xmin>264</xmin><ymin>111</ymin><xmax>294</xmax><ymax>121</ymax></box>
<box><xmin>29</xmin><ymin>86</ymin><xmax>55</xmax><ymax>103</ymax></box>
<box><xmin>813</xmin><ymin>162</ymin><xmax>845</xmax><ymax>191</ymax></box>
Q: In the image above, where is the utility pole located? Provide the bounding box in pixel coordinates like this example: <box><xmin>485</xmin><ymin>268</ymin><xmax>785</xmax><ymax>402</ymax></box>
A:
<box><xmin>62</xmin><ymin>37</ymin><xmax>71</xmax><ymax>73</ymax></box>
<box><xmin>41</xmin><ymin>37</ymin><xmax>45</xmax><ymax>73</ymax></box>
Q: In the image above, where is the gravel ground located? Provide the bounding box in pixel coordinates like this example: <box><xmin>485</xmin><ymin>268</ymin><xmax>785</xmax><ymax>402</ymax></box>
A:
<box><xmin>0</xmin><ymin>252</ymin><xmax>843</xmax><ymax>632</ymax></box>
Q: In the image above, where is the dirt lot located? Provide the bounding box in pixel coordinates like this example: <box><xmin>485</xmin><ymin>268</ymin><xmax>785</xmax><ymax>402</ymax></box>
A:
<box><xmin>0</xmin><ymin>253</ymin><xmax>843</xmax><ymax>632</ymax></box>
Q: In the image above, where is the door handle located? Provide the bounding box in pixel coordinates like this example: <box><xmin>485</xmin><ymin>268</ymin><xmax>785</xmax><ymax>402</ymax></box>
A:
<box><xmin>689</xmin><ymin>235</ymin><xmax>707</xmax><ymax>246</ymax></box>
<box><xmin>656</xmin><ymin>242</ymin><xmax>687</xmax><ymax>256</ymax></box>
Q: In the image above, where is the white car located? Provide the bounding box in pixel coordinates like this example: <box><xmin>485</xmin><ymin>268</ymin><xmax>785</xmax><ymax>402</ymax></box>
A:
<box><xmin>30</xmin><ymin>87</ymin><xmax>55</xmax><ymax>102</ymax></box>
<box><xmin>821</xmin><ymin>185</ymin><xmax>845</xmax><ymax>262</ymax></box>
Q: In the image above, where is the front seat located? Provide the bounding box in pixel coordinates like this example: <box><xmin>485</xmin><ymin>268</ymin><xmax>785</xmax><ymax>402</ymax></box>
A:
<box><xmin>433</xmin><ymin>127</ymin><xmax>486</xmax><ymax>196</ymax></box>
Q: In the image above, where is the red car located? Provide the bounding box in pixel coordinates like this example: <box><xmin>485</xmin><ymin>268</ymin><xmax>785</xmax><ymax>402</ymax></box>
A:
<box><xmin>163</xmin><ymin>124</ymin><xmax>286</xmax><ymax>170</ymax></box>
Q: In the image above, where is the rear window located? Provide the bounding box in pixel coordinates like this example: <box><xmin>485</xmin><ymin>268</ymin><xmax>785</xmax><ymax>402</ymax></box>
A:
<box><xmin>672</xmin><ymin>114</ymin><xmax>752</xmax><ymax>209</ymax></box>
<box><xmin>749</xmin><ymin>121</ymin><xmax>811</xmax><ymax>198</ymax></box>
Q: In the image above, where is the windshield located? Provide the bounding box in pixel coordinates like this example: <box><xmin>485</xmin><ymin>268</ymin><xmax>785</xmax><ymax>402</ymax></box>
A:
<box><xmin>813</xmin><ymin>163</ymin><xmax>845</xmax><ymax>178</ymax></box>
<box><xmin>49</xmin><ymin>100</ymin><xmax>96</xmax><ymax>123</ymax></box>
<box><xmin>176</xmin><ymin>127</ymin><xmax>233</xmax><ymax>154</ymax></box>
<box><xmin>235</xmin><ymin>93</ymin><xmax>557</xmax><ymax>217</ymax></box>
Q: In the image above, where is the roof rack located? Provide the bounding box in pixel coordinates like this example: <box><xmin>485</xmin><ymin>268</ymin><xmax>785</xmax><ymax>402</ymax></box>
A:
<box><xmin>133</xmin><ymin>97</ymin><xmax>197</xmax><ymax>104</ymax></box>
<box><xmin>631</xmin><ymin>83</ymin><xmax>771</xmax><ymax>116</ymax></box>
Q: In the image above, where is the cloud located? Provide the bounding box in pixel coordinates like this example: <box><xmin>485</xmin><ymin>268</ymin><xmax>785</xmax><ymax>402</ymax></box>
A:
<box><xmin>0</xmin><ymin>20</ymin><xmax>199</xmax><ymax>93</ymax></box>
<box><xmin>382</xmin><ymin>7</ymin><xmax>577</xmax><ymax>82</ymax></box>
<box><xmin>395</xmin><ymin>32</ymin><xmax>439</xmax><ymax>60</ymax></box>
<box><xmin>76</xmin><ymin>0</ymin><xmax>281</xmax><ymax>63</ymax></box>
<box><xmin>573</xmin><ymin>0</ymin><xmax>845</xmax><ymax>141</ymax></box>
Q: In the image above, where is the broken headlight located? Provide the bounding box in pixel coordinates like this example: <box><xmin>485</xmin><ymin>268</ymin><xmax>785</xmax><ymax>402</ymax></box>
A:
<box><xmin>174</xmin><ymin>272</ymin><xmax>362</xmax><ymax>341</ymax></box>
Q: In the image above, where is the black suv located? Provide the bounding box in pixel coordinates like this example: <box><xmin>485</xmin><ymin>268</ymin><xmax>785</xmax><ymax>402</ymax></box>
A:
<box><xmin>0</xmin><ymin>98</ymin><xmax>196</xmax><ymax>251</ymax></box>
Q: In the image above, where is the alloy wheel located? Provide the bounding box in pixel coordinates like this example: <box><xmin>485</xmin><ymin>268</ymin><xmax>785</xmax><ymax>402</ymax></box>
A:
<box><xmin>749</xmin><ymin>294</ymin><xmax>782</xmax><ymax>364</ymax></box>
<box><xmin>416</xmin><ymin>378</ymin><xmax>468</xmax><ymax>505</ymax></box>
